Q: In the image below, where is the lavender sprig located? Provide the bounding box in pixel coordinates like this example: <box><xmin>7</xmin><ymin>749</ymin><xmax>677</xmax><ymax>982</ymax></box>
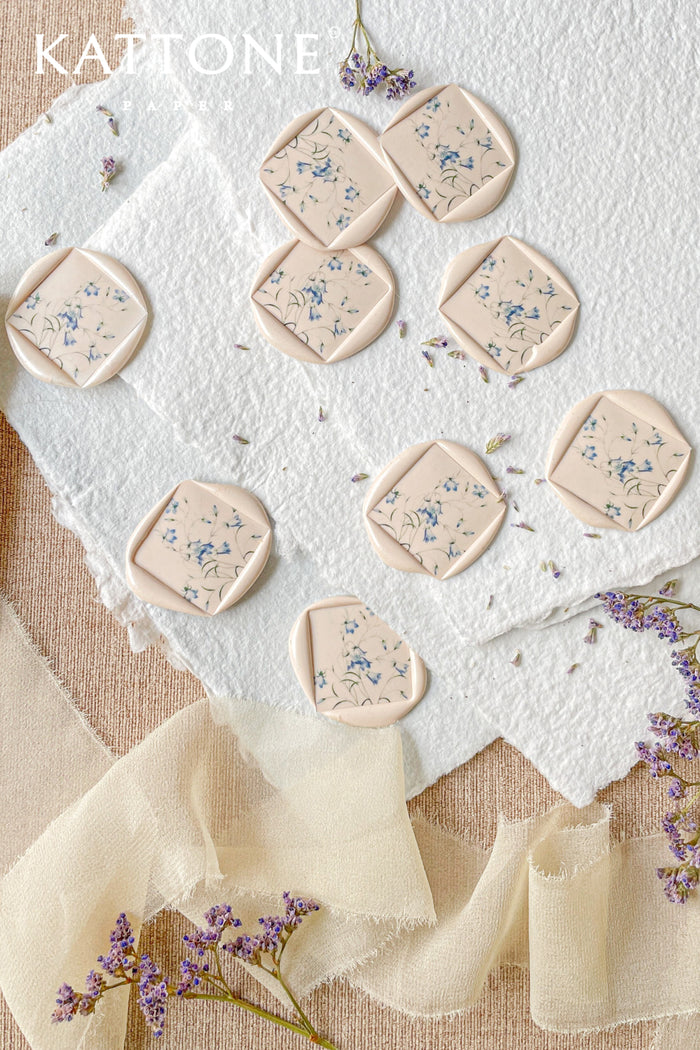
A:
<box><xmin>597</xmin><ymin>585</ymin><xmax>700</xmax><ymax>902</ymax></box>
<box><xmin>99</xmin><ymin>156</ymin><xmax>116</xmax><ymax>192</ymax></box>
<box><xmin>338</xmin><ymin>0</ymin><xmax>415</xmax><ymax>100</ymax></box>
<box><xmin>52</xmin><ymin>897</ymin><xmax>337</xmax><ymax>1047</ymax></box>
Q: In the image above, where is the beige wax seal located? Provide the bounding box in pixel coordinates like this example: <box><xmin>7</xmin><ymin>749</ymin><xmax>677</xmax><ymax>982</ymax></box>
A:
<box><xmin>5</xmin><ymin>247</ymin><xmax>148</xmax><ymax>387</ymax></box>
<box><xmin>546</xmin><ymin>391</ymin><xmax>692</xmax><ymax>531</ymax></box>
<box><xmin>125</xmin><ymin>480</ymin><xmax>272</xmax><ymax>615</ymax></box>
<box><xmin>380</xmin><ymin>83</ymin><xmax>516</xmax><ymax>222</ymax></box>
<box><xmin>250</xmin><ymin>239</ymin><xmax>395</xmax><ymax>364</ymax></box>
<box><xmin>438</xmin><ymin>236</ymin><xmax>579</xmax><ymax>375</ymax></box>
<box><xmin>363</xmin><ymin>440</ymin><xmax>506</xmax><ymax>579</ymax></box>
<box><xmin>289</xmin><ymin>595</ymin><xmax>427</xmax><ymax>727</ymax></box>
<box><xmin>259</xmin><ymin>107</ymin><xmax>397</xmax><ymax>250</ymax></box>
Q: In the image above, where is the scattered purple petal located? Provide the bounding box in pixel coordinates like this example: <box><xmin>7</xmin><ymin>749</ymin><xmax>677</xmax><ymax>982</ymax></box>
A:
<box><xmin>44</xmin><ymin>232</ymin><xmax>59</xmax><ymax>247</ymax></box>
<box><xmin>510</xmin><ymin>649</ymin><xmax>522</xmax><ymax>667</ymax></box>
<box><xmin>511</xmin><ymin>521</ymin><xmax>534</xmax><ymax>532</ymax></box>
<box><xmin>99</xmin><ymin>156</ymin><xmax>116</xmax><ymax>192</ymax></box>
<box><xmin>421</xmin><ymin>336</ymin><xmax>448</xmax><ymax>348</ymax></box>
<box><xmin>421</xmin><ymin>349</ymin><xmax>434</xmax><ymax>367</ymax></box>
<box><xmin>351</xmin><ymin>473</ymin><xmax>369</xmax><ymax>483</ymax></box>
<box><xmin>233</xmin><ymin>344</ymin><xmax>249</xmax><ymax>351</ymax></box>
<box><xmin>447</xmin><ymin>349</ymin><xmax>466</xmax><ymax>360</ymax></box>
<box><xmin>567</xmin><ymin>663</ymin><xmax>579</xmax><ymax>675</ymax></box>
<box><xmin>479</xmin><ymin>365</ymin><xmax>489</xmax><ymax>383</ymax></box>
<box><xmin>96</xmin><ymin>105</ymin><xmax>114</xmax><ymax>117</ymax></box>
<box><xmin>318</xmin><ymin>406</ymin><xmax>326</xmax><ymax>422</ymax></box>
<box><xmin>583</xmin><ymin>532</ymin><xmax>601</xmax><ymax>539</ymax></box>
<box><xmin>486</xmin><ymin>594</ymin><xmax>494</xmax><ymax>610</ymax></box>
<box><xmin>508</xmin><ymin>375</ymin><xmax>525</xmax><ymax>389</ymax></box>
<box><xmin>659</xmin><ymin>579</ymin><xmax>679</xmax><ymax>598</ymax></box>
<box><xmin>107</xmin><ymin>117</ymin><xmax>119</xmax><ymax>137</ymax></box>
<box><xmin>397</xmin><ymin>319</ymin><xmax>407</xmax><ymax>339</ymax></box>
<box><xmin>534</xmin><ymin>478</ymin><xmax>545</xmax><ymax>486</ymax></box>
<box><xmin>549</xmin><ymin>560</ymin><xmax>561</xmax><ymax>580</ymax></box>
<box><xmin>506</xmin><ymin>466</ymin><xmax>525</xmax><ymax>475</ymax></box>
<box><xmin>232</xmin><ymin>434</ymin><xmax>249</xmax><ymax>445</ymax></box>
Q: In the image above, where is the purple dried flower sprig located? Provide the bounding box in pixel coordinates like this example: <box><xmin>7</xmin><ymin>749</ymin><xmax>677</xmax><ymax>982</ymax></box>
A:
<box><xmin>52</xmin><ymin>896</ymin><xmax>337</xmax><ymax>1047</ymax></box>
<box><xmin>421</xmin><ymin>336</ymin><xmax>448</xmax><ymax>348</ymax></box>
<box><xmin>351</xmin><ymin>472</ymin><xmax>368</xmax><ymax>483</ymax></box>
<box><xmin>596</xmin><ymin>584</ymin><xmax>700</xmax><ymax>903</ymax></box>
<box><xmin>99</xmin><ymin>155</ymin><xmax>116</xmax><ymax>192</ymax></box>
<box><xmin>396</xmin><ymin>319</ymin><xmax>407</xmax><ymax>339</ymax></box>
<box><xmin>339</xmin><ymin>1</ymin><xmax>415</xmax><ymax>100</ymax></box>
<box><xmin>485</xmin><ymin>433</ymin><xmax>511</xmax><ymax>455</ymax></box>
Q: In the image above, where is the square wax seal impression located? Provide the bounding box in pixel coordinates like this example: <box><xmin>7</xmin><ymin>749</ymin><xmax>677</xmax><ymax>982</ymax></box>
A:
<box><xmin>125</xmin><ymin>480</ymin><xmax>272</xmax><ymax>615</ymax></box>
<box><xmin>364</xmin><ymin>440</ymin><xmax>506</xmax><ymax>579</ymax></box>
<box><xmin>5</xmin><ymin>248</ymin><xmax>148</xmax><ymax>387</ymax></box>
<box><xmin>289</xmin><ymin>596</ymin><xmax>427</xmax><ymax>727</ymax></box>
<box><xmin>546</xmin><ymin>391</ymin><xmax>692</xmax><ymax>531</ymax></box>
<box><xmin>259</xmin><ymin>107</ymin><xmax>397</xmax><ymax>249</ymax></box>
<box><xmin>250</xmin><ymin>239</ymin><xmax>395</xmax><ymax>363</ymax></box>
<box><xmin>438</xmin><ymin>236</ymin><xmax>579</xmax><ymax>375</ymax></box>
<box><xmin>380</xmin><ymin>83</ymin><xmax>515</xmax><ymax>222</ymax></box>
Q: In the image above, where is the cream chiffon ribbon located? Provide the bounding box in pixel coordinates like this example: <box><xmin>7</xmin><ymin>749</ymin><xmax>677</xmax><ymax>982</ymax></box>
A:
<box><xmin>0</xmin><ymin>597</ymin><xmax>698</xmax><ymax>1050</ymax></box>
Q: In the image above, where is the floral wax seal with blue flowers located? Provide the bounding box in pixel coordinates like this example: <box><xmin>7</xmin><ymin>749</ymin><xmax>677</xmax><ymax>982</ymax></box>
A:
<box><xmin>438</xmin><ymin>236</ymin><xmax>580</xmax><ymax>375</ymax></box>
<box><xmin>363</xmin><ymin>439</ymin><xmax>507</xmax><ymax>579</ymax></box>
<box><xmin>250</xmin><ymin>239</ymin><xmax>395</xmax><ymax>364</ymax></box>
<box><xmin>546</xmin><ymin>390</ymin><xmax>692</xmax><ymax>531</ymax></box>
<box><xmin>379</xmin><ymin>84</ymin><xmax>516</xmax><ymax>223</ymax></box>
<box><xmin>125</xmin><ymin>480</ymin><xmax>272</xmax><ymax>615</ymax></box>
<box><xmin>289</xmin><ymin>595</ymin><xmax>427</xmax><ymax>726</ymax></box>
<box><xmin>5</xmin><ymin>247</ymin><xmax>148</xmax><ymax>387</ymax></box>
<box><xmin>259</xmin><ymin>107</ymin><xmax>397</xmax><ymax>250</ymax></box>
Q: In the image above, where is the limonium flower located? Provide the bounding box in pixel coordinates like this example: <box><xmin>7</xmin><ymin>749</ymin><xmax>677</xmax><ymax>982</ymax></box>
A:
<box><xmin>52</xmin><ymin>895</ymin><xmax>337</xmax><ymax>1046</ymax></box>
<box><xmin>597</xmin><ymin>583</ymin><xmax>700</xmax><ymax>903</ymax></box>
<box><xmin>338</xmin><ymin>2</ymin><xmax>415</xmax><ymax>101</ymax></box>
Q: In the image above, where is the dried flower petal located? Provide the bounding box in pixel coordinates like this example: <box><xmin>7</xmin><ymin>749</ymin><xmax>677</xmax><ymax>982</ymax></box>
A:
<box><xmin>318</xmin><ymin>407</ymin><xmax>326</xmax><ymax>422</ymax></box>
<box><xmin>351</xmin><ymin>473</ymin><xmax>368</xmax><ymax>483</ymax></box>
<box><xmin>232</xmin><ymin>434</ymin><xmax>249</xmax><ymax>445</ymax></box>
<box><xmin>511</xmin><ymin>650</ymin><xmax>522</xmax><ymax>667</ymax></box>
<box><xmin>479</xmin><ymin>365</ymin><xmax>489</xmax><ymax>383</ymax></box>
<box><xmin>107</xmin><ymin>117</ymin><xmax>119</xmax><ymax>137</ymax></box>
<box><xmin>486</xmin><ymin>594</ymin><xmax>494</xmax><ymax>610</ymax></box>
<box><xmin>548</xmin><ymin>560</ymin><xmax>561</xmax><ymax>580</ymax></box>
<box><xmin>447</xmin><ymin>349</ymin><xmax>466</xmax><ymax>360</ymax></box>
<box><xmin>233</xmin><ymin>344</ymin><xmax>249</xmax><ymax>351</ymax></box>
<box><xmin>44</xmin><ymin>232</ymin><xmax>59</xmax><ymax>247</ymax></box>
<box><xmin>96</xmin><ymin>105</ymin><xmax>114</xmax><ymax>117</ymax></box>
<box><xmin>659</xmin><ymin>579</ymin><xmax>679</xmax><ymax>598</ymax></box>
<box><xmin>99</xmin><ymin>156</ymin><xmax>116</xmax><ymax>192</ymax></box>
<box><xmin>397</xmin><ymin>319</ymin><xmax>407</xmax><ymax>338</ymax></box>
<box><xmin>534</xmin><ymin>478</ymin><xmax>545</xmax><ymax>486</ymax></box>
<box><xmin>508</xmin><ymin>375</ymin><xmax>525</xmax><ymax>389</ymax></box>
<box><xmin>421</xmin><ymin>349</ymin><xmax>434</xmax><ymax>367</ymax></box>
<box><xmin>485</xmin><ymin>433</ymin><xmax>511</xmax><ymax>454</ymax></box>
<box><xmin>506</xmin><ymin>466</ymin><xmax>524</xmax><ymax>475</ymax></box>
<box><xmin>421</xmin><ymin>336</ymin><xmax>448</xmax><ymax>348</ymax></box>
<box><xmin>567</xmin><ymin>663</ymin><xmax>579</xmax><ymax>675</ymax></box>
<box><xmin>583</xmin><ymin>532</ymin><xmax>601</xmax><ymax>539</ymax></box>
<box><xmin>511</xmin><ymin>521</ymin><xmax>534</xmax><ymax>532</ymax></box>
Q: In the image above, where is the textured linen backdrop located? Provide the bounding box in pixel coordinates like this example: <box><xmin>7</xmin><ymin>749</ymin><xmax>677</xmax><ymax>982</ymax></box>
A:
<box><xmin>0</xmin><ymin>2</ymin><xmax>668</xmax><ymax>1048</ymax></box>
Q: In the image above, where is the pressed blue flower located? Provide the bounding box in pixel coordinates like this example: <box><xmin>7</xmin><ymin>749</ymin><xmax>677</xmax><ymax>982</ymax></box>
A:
<box><xmin>639</xmin><ymin>458</ymin><xmax>653</xmax><ymax>472</ymax></box>
<box><xmin>183</xmin><ymin>586</ymin><xmax>199</xmax><ymax>602</ymax></box>
<box><xmin>217</xmin><ymin>542</ymin><xmax>231</xmax><ymax>555</ymax></box>
<box><xmin>649</xmin><ymin>431</ymin><xmax>664</xmax><ymax>446</ymax></box>
<box><xmin>443</xmin><ymin>477</ymin><xmax>458</xmax><ymax>491</ymax></box>
<box><xmin>486</xmin><ymin>341</ymin><xmax>502</xmax><ymax>358</ymax></box>
<box><xmin>279</xmin><ymin>184</ymin><xmax>293</xmax><ymax>198</ymax></box>
<box><xmin>270</xmin><ymin>269</ymin><xmax>283</xmax><ymax>284</ymax></box>
<box><xmin>347</xmin><ymin>647</ymin><xmax>371</xmax><ymax>672</ymax></box>
<box><xmin>337</xmin><ymin>128</ymin><xmax>351</xmax><ymax>143</ymax></box>
<box><xmin>394</xmin><ymin>661</ymin><xmax>408</xmax><ymax>677</ymax></box>
<box><xmin>344</xmin><ymin>619</ymin><xmax>359</xmax><ymax>634</ymax></box>
<box><xmin>296</xmin><ymin>161</ymin><xmax>311</xmax><ymax>174</ymax></box>
<box><xmin>605</xmin><ymin>503</ymin><xmax>621</xmax><ymax>517</ymax></box>
<box><xmin>472</xmin><ymin>484</ymin><xmax>487</xmax><ymax>500</ymax></box>
<box><xmin>543</xmin><ymin>280</ymin><xmax>555</xmax><ymax>297</ymax></box>
<box><xmin>416</xmin><ymin>123</ymin><xmax>430</xmax><ymax>138</ymax></box>
<box><xmin>355</xmin><ymin>263</ymin><xmax>370</xmax><ymax>277</ymax></box>
<box><xmin>314</xmin><ymin>670</ymin><xmax>327</xmax><ymax>689</ymax></box>
<box><xmin>582</xmin><ymin>445</ymin><xmax>597</xmax><ymax>460</ymax></box>
<box><xmin>163</xmin><ymin>528</ymin><xmax>177</xmax><ymax>544</ymax></box>
<box><xmin>610</xmin><ymin>457</ymin><xmax>635</xmax><ymax>483</ymax></box>
<box><xmin>460</xmin><ymin>156</ymin><xmax>474</xmax><ymax>170</ymax></box>
<box><xmin>476</xmin><ymin>284</ymin><xmax>490</xmax><ymax>299</ymax></box>
<box><xmin>438</xmin><ymin>148</ymin><xmax>460</xmax><ymax>169</ymax></box>
<box><xmin>333</xmin><ymin>320</ymin><xmax>346</xmax><ymax>336</ymax></box>
<box><xmin>367</xmin><ymin>672</ymin><xmax>382</xmax><ymax>685</ymax></box>
<box><xmin>423</xmin><ymin>528</ymin><xmax>437</xmax><ymax>543</ymax></box>
<box><xmin>302</xmin><ymin>282</ymin><xmax>326</xmax><ymax>305</ymax></box>
<box><xmin>335</xmin><ymin>214</ymin><xmax>351</xmax><ymax>230</ymax></box>
<box><xmin>502</xmin><ymin>301</ymin><xmax>525</xmax><ymax>325</ymax></box>
<box><xmin>194</xmin><ymin>541</ymin><xmax>215</xmax><ymax>566</ymax></box>
<box><xmin>477</xmin><ymin>134</ymin><xmax>493</xmax><ymax>150</ymax></box>
<box><xmin>113</xmin><ymin>288</ymin><xmax>128</xmax><ymax>302</ymax></box>
<box><xmin>526</xmin><ymin>307</ymin><xmax>540</xmax><ymax>320</ymax></box>
<box><xmin>63</xmin><ymin>331</ymin><xmax>77</xmax><ymax>346</ymax></box>
<box><xmin>327</xmin><ymin>256</ymin><xmax>342</xmax><ymax>271</ymax></box>
<box><xmin>309</xmin><ymin>306</ymin><xmax>322</xmax><ymax>322</ymax></box>
<box><xmin>164</xmin><ymin>499</ymin><xmax>179</xmax><ymax>515</ymax></box>
<box><xmin>344</xmin><ymin>186</ymin><xmax>359</xmax><ymax>202</ymax></box>
<box><xmin>426</xmin><ymin>97</ymin><xmax>441</xmax><ymax>111</ymax></box>
<box><xmin>447</xmin><ymin>542</ymin><xmax>462</xmax><ymax>559</ymax></box>
<box><xmin>24</xmin><ymin>293</ymin><xmax>40</xmax><ymax>309</ymax></box>
<box><xmin>481</xmin><ymin>255</ymin><xmax>496</xmax><ymax>272</ymax></box>
<box><xmin>583</xmin><ymin>416</ymin><xmax>597</xmax><ymax>432</ymax></box>
<box><xmin>312</xmin><ymin>158</ymin><xmax>334</xmax><ymax>180</ymax></box>
<box><xmin>385</xmin><ymin>489</ymin><xmax>399</xmax><ymax>504</ymax></box>
<box><xmin>58</xmin><ymin>308</ymin><xmax>80</xmax><ymax>330</ymax></box>
<box><xmin>418</xmin><ymin>504</ymin><xmax>441</xmax><ymax>526</ymax></box>
<box><xmin>84</xmin><ymin>282</ymin><xmax>99</xmax><ymax>296</ymax></box>
<box><xmin>417</xmin><ymin>183</ymin><xmax>430</xmax><ymax>198</ymax></box>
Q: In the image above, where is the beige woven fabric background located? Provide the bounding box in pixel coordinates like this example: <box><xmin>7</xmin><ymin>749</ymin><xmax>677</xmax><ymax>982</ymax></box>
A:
<box><xmin>0</xmin><ymin>3</ymin><xmax>663</xmax><ymax>1047</ymax></box>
